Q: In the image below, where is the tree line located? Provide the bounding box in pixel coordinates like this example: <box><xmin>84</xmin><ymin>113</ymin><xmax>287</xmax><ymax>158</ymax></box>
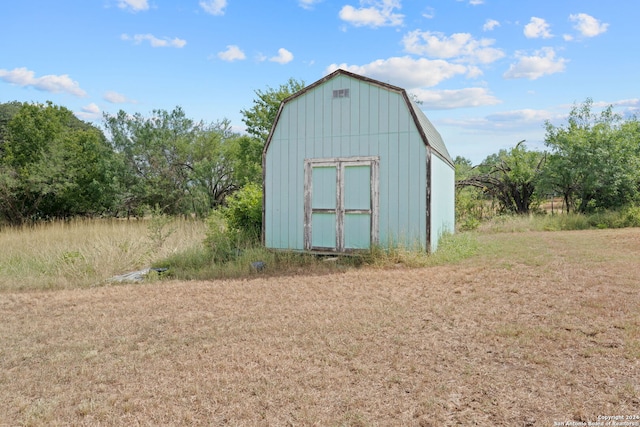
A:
<box><xmin>0</xmin><ymin>79</ymin><xmax>304</xmax><ymax>225</ymax></box>
<box><xmin>456</xmin><ymin>99</ymin><xmax>640</xmax><ymax>222</ymax></box>
<box><xmin>1</xmin><ymin>90</ymin><xmax>638</xmax><ymax>227</ymax></box>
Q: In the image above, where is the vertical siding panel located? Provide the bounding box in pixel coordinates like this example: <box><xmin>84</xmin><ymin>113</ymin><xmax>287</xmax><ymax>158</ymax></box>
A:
<box><xmin>398</xmin><ymin>96</ymin><xmax>410</xmax><ymax>132</ymax></box>
<box><xmin>393</xmin><ymin>94</ymin><xmax>408</xmax><ymax>244</ymax></box>
<box><xmin>332</xmin><ymin>85</ymin><xmax>341</xmax><ymax>138</ymax></box>
<box><xmin>418</xmin><ymin>139</ymin><xmax>427</xmax><ymax>249</ymax></box>
<box><xmin>378</xmin><ymin>88</ymin><xmax>389</xmax><ymax>134</ymax></box>
<box><xmin>386</xmin><ymin>130</ymin><xmax>398</xmax><ymax>244</ymax></box>
<box><xmin>359</xmin><ymin>83</ymin><xmax>369</xmax><ymax>155</ymax></box>
<box><xmin>264</xmin><ymin>143</ymin><xmax>273</xmax><ymax>247</ymax></box>
<box><xmin>377</xmin><ymin>150</ymin><xmax>386</xmax><ymax>246</ymax></box>
<box><xmin>405</xmin><ymin>132</ymin><xmax>418</xmax><ymax>248</ymax></box>
<box><xmin>350</xmin><ymin>80</ymin><xmax>360</xmax><ymax>138</ymax></box>
<box><xmin>322</xmin><ymin>84</ymin><xmax>332</xmax><ymax>157</ymax></box>
<box><xmin>360</xmin><ymin>83</ymin><xmax>370</xmax><ymax>135</ymax></box>
<box><xmin>388</xmin><ymin>92</ymin><xmax>399</xmax><ymax>134</ymax></box>
<box><xmin>270</xmin><ymin>139</ymin><xmax>282</xmax><ymax>247</ymax></box>
<box><xmin>430</xmin><ymin>156</ymin><xmax>455</xmax><ymax>251</ymax></box>
<box><xmin>340</xmin><ymin>78</ymin><xmax>351</xmax><ymax>138</ymax></box>
<box><xmin>316</xmin><ymin>88</ymin><xmax>326</xmax><ymax>157</ymax></box>
<box><xmin>279</xmin><ymin>107</ymin><xmax>290</xmax><ymax>248</ymax></box>
<box><xmin>397</xmin><ymin>131</ymin><xmax>410</xmax><ymax>244</ymax></box>
<box><xmin>290</xmin><ymin>104</ymin><xmax>299</xmax><ymax>248</ymax></box>
<box><xmin>369</xmin><ymin>86</ymin><xmax>379</xmax><ymax>136</ymax></box>
<box><xmin>302</xmin><ymin>90</ymin><xmax>311</xmax><ymax>159</ymax></box>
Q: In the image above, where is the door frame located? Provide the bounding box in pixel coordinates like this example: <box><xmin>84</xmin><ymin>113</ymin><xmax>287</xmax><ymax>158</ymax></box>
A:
<box><xmin>304</xmin><ymin>156</ymin><xmax>379</xmax><ymax>252</ymax></box>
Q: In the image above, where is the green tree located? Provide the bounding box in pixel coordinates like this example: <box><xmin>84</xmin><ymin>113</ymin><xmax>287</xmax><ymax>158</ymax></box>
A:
<box><xmin>457</xmin><ymin>141</ymin><xmax>546</xmax><ymax>214</ymax></box>
<box><xmin>104</xmin><ymin>107</ymin><xmax>244</xmax><ymax>216</ymax></box>
<box><xmin>454</xmin><ymin>156</ymin><xmax>487</xmax><ymax>229</ymax></box>
<box><xmin>0</xmin><ymin>101</ymin><xmax>24</xmax><ymax>153</ymax></box>
<box><xmin>235</xmin><ymin>78</ymin><xmax>305</xmax><ymax>187</ymax></box>
<box><xmin>189</xmin><ymin>119</ymin><xmax>243</xmax><ymax>212</ymax></box>
<box><xmin>0</xmin><ymin>102</ymin><xmax>117</xmax><ymax>224</ymax></box>
<box><xmin>240</xmin><ymin>78</ymin><xmax>305</xmax><ymax>144</ymax></box>
<box><xmin>543</xmin><ymin>99</ymin><xmax>640</xmax><ymax>213</ymax></box>
<box><xmin>222</xmin><ymin>182</ymin><xmax>262</xmax><ymax>239</ymax></box>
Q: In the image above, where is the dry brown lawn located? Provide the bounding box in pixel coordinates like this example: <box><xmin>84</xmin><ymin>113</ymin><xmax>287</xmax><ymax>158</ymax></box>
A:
<box><xmin>1</xmin><ymin>229</ymin><xmax>640</xmax><ymax>426</ymax></box>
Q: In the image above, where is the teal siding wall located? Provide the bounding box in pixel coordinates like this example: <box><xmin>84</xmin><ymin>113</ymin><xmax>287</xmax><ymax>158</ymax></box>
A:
<box><xmin>265</xmin><ymin>74</ymin><xmax>435</xmax><ymax>251</ymax></box>
<box><xmin>429</xmin><ymin>154</ymin><xmax>456</xmax><ymax>252</ymax></box>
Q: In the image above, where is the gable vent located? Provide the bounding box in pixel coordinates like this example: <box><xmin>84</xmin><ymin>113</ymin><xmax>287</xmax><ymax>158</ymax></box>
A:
<box><xmin>332</xmin><ymin>88</ymin><xmax>350</xmax><ymax>99</ymax></box>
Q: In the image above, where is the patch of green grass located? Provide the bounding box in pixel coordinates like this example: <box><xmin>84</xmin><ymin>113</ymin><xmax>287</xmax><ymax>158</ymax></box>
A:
<box><xmin>478</xmin><ymin>206</ymin><xmax>640</xmax><ymax>234</ymax></box>
<box><xmin>155</xmin><ymin>229</ymin><xmax>480</xmax><ymax>281</ymax></box>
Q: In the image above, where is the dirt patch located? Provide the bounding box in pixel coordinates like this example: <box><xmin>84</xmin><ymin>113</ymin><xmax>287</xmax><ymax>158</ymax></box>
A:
<box><xmin>1</xmin><ymin>229</ymin><xmax>639</xmax><ymax>425</ymax></box>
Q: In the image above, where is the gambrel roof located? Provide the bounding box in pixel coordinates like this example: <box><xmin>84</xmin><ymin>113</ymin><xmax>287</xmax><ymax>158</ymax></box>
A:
<box><xmin>266</xmin><ymin>68</ymin><xmax>453</xmax><ymax>168</ymax></box>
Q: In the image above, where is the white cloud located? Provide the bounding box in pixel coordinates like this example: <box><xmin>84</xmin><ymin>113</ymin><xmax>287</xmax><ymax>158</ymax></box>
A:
<box><xmin>442</xmin><ymin>109</ymin><xmax>555</xmax><ymax>134</ymax></box>
<box><xmin>0</xmin><ymin>67</ymin><xmax>87</xmax><ymax>97</ymax></box>
<box><xmin>592</xmin><ymin>98</ymin><xmax>639</xmax><ymax>109</ymax></box>
<box><xmin>469</xmin><ymin>0</ymin><xmax>484</xmax><ymax>4</ymax></box>
<box><xmin>83</xmin><ymin>103</ymin><xmax>101</xmax><ymax>114</ymax></box>
<box><xmin>465</xmin><ymin>65</ymin><xmax>483</xmax><ymax>79</ymax></box>
<box><xmin>422</xmin><ymin>7</ymin><xmax>435</xmax><ymax>19</ymax></box>
<box><xmin>411</xmin><ymin>87</ymin><xmax>501</xmax><ymax>109</ymax></box>
<box><xmin>486</xmin><ymin>109</ymin><xmax>554</xmax><ymax>124</ymax></box>
<box><xmin>402</xmin><ymin>30</ymin><xmax>504</xmax><ymax>64</ymax></box>
<box><xmin>524</xmin><ymin>17</ymin><xmax>553</xmax><ymax>39</ymax></box>
<box><xmin>121</xmin><ymin>33</ymin><xmax>186</xmax><ymax>48</ymax></box>
<box><xmin>339</xmin><ymin>0</ymin><xmax>403</xmax><ymax>28</ymax></box>
<box><xmin>269</xmin><ymin>48</ymin><xmax>294</xmax><ymax>64</ymax></box>
<box><xmin>299</xmin><ymin>0</ymin><xmax>322</xmax><ymax>9</ymax></box>
<box><xmin>76</xmin><ymin>103</ymin><xmax>102</xmax><ymax>120</ymax></box>
<box><xmin>503</xmin><ymin>47</ymin><xmax>567</xmax><ymax>80</ymax></box>
<box><xmin>218</xmin><ymin>45</ymin><xmax>246</xmax><ymax>62</ymax></box>
<box><xmin>104</xmin><ymin>91</ymin><xmax>137</xmax><ymax>104</ymax></box>
<box><xmin>569</xmin><ymin>13</ymin><xmax>608</xmax><ymax>37</ymax></box>
<box><xmin>326</xmin><ymin>56</ymin><xmax>468</xmax><ymax>89</ymax></box>
<box><xmin>483</xmin><ymin>19</ymin><xmax>500</xmax><ymax>31</ymax></box>
<box><xmin>199</xmin><ymin>0</ymin><xmax>227</xmax><ymax>15</ymax></box>
<box><xmin>117</xmin><ymin>0</ymin><xmax>149</xmax><ymax>12</ymax></box>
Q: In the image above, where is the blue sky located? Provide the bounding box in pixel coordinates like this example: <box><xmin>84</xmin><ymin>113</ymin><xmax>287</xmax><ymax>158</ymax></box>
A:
<box><xmin>1</xmin><ymin>0</ymin><xmax>636</xmax><ymax>163</ymax></box>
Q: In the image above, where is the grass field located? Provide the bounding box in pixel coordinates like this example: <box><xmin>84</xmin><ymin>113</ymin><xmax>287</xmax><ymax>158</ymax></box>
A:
<box><xmin>0</xmin><ymin>218</ymin><xmax>207</xmax><ymax>291</ymax></box>
<box><xmin>1</xmin><ymin>227</ymin><xmax>639</xmax><ymax>425</ymax></box>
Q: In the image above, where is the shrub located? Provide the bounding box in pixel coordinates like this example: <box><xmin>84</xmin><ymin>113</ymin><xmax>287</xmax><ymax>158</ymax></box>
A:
<box><xmin>204</xmin><ymin>210</ymin><xmax>240</xmax><ymax>263</ymax></box>
<box><xmin>222</xmin><ymin>183</ymin><xmax>262</xmax><ymax>239</ymax></box>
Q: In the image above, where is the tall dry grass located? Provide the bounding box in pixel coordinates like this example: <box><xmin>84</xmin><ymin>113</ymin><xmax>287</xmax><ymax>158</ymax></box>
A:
<box><xmin>0</xmin><ymin>218</ymin><xmax>207</xmax><ymax>291</ymax></box>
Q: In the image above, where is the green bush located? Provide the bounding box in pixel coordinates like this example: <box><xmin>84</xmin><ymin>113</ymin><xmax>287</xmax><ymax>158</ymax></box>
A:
<box><xmin>204</xmin><ymin>210</ymin><xmax>241</xmax><ymax>263</ymax></box>
<box><xmin>222</xmin><ymin>182</ymin><xmax>262</xmax><ymax>239</ymax></box>
<box><xmin>479</xmin><ymin>205</ymin><xmax>640</xmax><ymax>233</ymax></box>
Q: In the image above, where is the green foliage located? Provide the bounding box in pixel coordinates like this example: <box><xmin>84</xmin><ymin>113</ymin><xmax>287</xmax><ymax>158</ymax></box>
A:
<box><xmin>202</xmin><ymin>183</ymin><xmax>262</xmax><ymax>265</ymax></box>
<box><xmin>479</xmin><ymin>206</ymin><xmax>640</xmax><ymax>233</ymax></box>
<box><xmin>104</xmin><ymin>107</ymin><xmax>243</xmax><ymax>217</ymax></box>
<box><xmin>221</xmin><ymin>183</ymin><xmax>262</xmax><ymax>239</ymax></box>
<box><xmin>228</xmin><ymin>135</ymin><xmax>263</xmax><ymax>185</ymax></box>
<box><xmin>204</xmin><ymin>210</ymin><xmax>247</xmax><ymax>264</ymax></box>
<box><xmin>147</xmin><ymin>206</ymin><xmax>176</xmax><ymax>249</ymax></box>
<box><xmin>240</xmin><ymin>78</ymin><xmax>305</xmax><ymax>144</ymax></box>
<box><xmin>455</xmin><ymin>188</ymin><xmax>486</xmax><ymax>231</ymax></box>
<box><xmin>0</xmin><ymin>102</ymin><xmax>118</xmax><ymax>224</ymax></box>
<box><xmin>454</xmin><ymin>156</ymin><xmax>489</xmax><ymax>230</ymax></box>
<box><xmin>0</xmin><ymin>101</ymin><xmax>23</xmax><ymax>150</ymax></box>
<box><xmin>543</xmin><ymin>98</ymin><xmax>640</xmax><ymax>213</ymax></box>
<box><xmin>456</xmin><ymin>142</ymin><xmax>545</xmax><ymax>215</ymax></box>
<box><xmin>362</xmin><ymin>232</ymin><xmax>479</xmax><ymax>267</ymax></box>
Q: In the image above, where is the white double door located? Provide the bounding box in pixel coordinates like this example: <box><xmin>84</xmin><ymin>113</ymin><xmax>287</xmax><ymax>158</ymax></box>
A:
<box><xmin>304</xmin><ymin>157</ymin><xmax>379</xmax><ymax>252</ymax></box>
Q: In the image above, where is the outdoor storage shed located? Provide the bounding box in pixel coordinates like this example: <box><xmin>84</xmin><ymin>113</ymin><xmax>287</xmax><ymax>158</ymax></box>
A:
<box><xmin>263</xmin><ymin>69</ymin><xmax>454</xmax><ymax>253</ymax></box>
